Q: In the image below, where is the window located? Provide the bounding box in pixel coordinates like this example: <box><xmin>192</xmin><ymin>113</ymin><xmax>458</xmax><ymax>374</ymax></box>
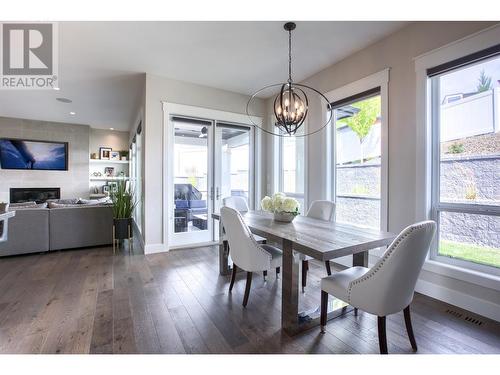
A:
<box><xmin>332</xmin><ymin>89</ymin><xmax>382</xmax><ymax>229</ymax></box>
<box><xmin>278</xmin><ymin>126</ymin><xmax>306</xmax><ymax>212</ymax></box>
<box><xmin>429</xmin><ymin>49</ymin><xmax>500</xmax><ymax>273</ymax></box>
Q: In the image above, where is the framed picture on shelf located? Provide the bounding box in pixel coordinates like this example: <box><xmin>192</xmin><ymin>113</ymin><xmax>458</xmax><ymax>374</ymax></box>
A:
<box><xmin>110</xmin><ymin>151</ymin><xmax>120</xmax><ymax>161</ymax></box>
<box><xmin>104</xmin><ymin>167</ymin><xmax>115</xmax><ymax>177</ymax></box>
<box><xmin>99</xmin><ymin>147</ymin><xmax>112</xmax><ymax>160</ymax></box>
<box><xmin>108</xmin><ymin>181</ymin><xmax>118</xmax><ymax>193</ymax></box>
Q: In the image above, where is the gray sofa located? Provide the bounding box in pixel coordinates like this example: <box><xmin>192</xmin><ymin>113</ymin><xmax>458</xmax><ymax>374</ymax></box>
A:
<box><xmin>0</xmin><ymin>205</ymin><xmax>113</xmax><ymax>257</ymax></box>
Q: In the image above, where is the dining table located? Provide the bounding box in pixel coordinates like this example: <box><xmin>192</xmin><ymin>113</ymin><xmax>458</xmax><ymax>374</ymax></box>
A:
<box><xmin>212</xmin><ymin>210</ymin><xmax>396</xmax><ymax>335</ymax></box>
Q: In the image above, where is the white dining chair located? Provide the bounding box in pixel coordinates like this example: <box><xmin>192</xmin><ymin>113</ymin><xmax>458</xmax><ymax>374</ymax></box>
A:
<box><xmin>320</xmin><ymin>220</ymin><xmax>436</xmax><ymax>354</ymax></box>
<box><xmin>222</xmin><ymin>196</ymin><xmax>269</xmax><ymax>278</ymax></box>
<box><xmin>221</xmin><ymin>207</ymin><xmax>282</xmax><ymax>307</ymax></box>
<box><xmin>301</xmin><ymin>200</ymin><xmax>336</xmax><ymax>291</ymax></box>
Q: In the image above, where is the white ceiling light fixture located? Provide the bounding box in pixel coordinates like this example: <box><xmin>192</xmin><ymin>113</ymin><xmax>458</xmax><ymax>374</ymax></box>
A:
<box><xmin>109</xmin><ymin>127</ymin><xmax>114</xmax><ymax>130</ymax></box>
<box><xmin>69</xmin><ymin>111</ymin><xmax>76</xmax><ymax>116</ymax></box>
<box><xmin>53</xmin><ymin>87</ymin><xmax>60</xmax><ymax>91</ymax></box>
<box><xmin>246</xmin><ymin>22</ymin><xmax>333</xmax><ymax>137</ymax></box>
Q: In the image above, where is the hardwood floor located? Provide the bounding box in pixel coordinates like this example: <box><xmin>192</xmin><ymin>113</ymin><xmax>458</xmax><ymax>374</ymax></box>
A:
<box><xmin>0</xmin><ymin>244</ymin><xmax>499</xmax><ymax>354</ymax></box>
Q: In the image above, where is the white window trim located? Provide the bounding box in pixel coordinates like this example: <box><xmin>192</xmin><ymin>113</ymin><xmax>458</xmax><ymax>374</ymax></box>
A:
<box><xmin>415</xmin><ymin>24</ymin><xmax>500</xmax><ymax>289</ymax></box>
<box><xmin>161</xmin><ymin>102</ymin><xmax>263</xmax><ymax>250</ymax></box>
<box><xmin>324</xmin><ymin>69</ymin><xmax>390</xmax><ymax>236</ymax></box>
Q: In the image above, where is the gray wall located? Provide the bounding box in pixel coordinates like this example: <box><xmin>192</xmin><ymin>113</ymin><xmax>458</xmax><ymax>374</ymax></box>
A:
<box><xmin>0</xmin><ymin>117</ymin><xmax>90</xmax><ymax>201</ymax></box>
<box><xmin>90</xmin><ymin>128</ymin><xmax>130</xmax><ymax>156</ymax></box>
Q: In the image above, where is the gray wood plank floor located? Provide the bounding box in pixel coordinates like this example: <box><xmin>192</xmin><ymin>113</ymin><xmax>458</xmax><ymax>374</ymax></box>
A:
<box><xmin>0</xmin><ymin>244</ymin><xmax>499</xmax><ymax>354</ymax></box>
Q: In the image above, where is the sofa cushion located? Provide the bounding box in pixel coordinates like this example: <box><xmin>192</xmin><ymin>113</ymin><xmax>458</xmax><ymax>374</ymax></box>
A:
<box><xmin>10</xmin><ymin>201</ymin><xmax>37</xmax><ymax>208</ymax></box>
<box><xmin>11</xmin><ymin>202</ymin><xmax>48</xmax><ymax>210</ymax></box>
<box><xmin>48</xmin><ymin>201</ymin><xmax>81</xmax><ymax>208</ymax></box>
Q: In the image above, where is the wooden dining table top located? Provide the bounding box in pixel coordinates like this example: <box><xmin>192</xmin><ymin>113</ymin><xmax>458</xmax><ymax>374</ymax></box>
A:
<box><xmin>212</xmin><ymin>210</ymin><xmax>396</xmax><ymax>261</ymax></box>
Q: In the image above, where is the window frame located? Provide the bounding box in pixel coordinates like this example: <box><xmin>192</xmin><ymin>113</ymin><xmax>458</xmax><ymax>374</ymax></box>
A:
<box><xmin>325</xmin><ymin>69</ymin><xmax>390</xmax><ymax>237</ymax></box>
<box><xmin>429</xmin><ymin>64</ymin><xmax>500</xmax><ymax>276</ymax></box>
<box><xmin>274</xmin><ymin>120</ymin><xmax>308</xmax><ymax>211</ymax></box>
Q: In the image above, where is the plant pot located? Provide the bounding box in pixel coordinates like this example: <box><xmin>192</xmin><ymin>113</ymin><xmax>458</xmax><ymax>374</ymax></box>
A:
<box><xmin>0</xmin><ymin>203</ymin><xmax>8</xmax><ymax>214</ymax></box>
<box><xmin>273</xmin><ymin>211</ymin><xmax>296</xmax><ymax>223</ymax></box>
<box><xmin>114</xmin><ymin>218</ymin><xmax>132</xmax><ymax>240</ymax></box>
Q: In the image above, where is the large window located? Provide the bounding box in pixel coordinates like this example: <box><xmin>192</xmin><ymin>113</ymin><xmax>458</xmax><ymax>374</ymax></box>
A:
<box><xmin>279</xmin><ymin>126</ymin><xmax>305</xmax><ymax>212</ymax></box>
<box><xmin>332</xmin><ymin>89</ymin><xmax>382</xmax><ymax>229</ymax></box>
<box><xmin>429</xmin><ymin>49</ymin><xmax>500</xmax><ymax>273</ymax></box>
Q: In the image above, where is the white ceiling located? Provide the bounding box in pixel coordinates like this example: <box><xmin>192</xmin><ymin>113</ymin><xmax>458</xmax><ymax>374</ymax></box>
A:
<box><xmin>0</xmin><ymin>21</ymin><xmax>407</xmax><ymax>131</ymax></box>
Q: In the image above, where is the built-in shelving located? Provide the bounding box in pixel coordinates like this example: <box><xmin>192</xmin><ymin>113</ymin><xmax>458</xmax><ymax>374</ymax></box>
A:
<box><xmin>89</xmin><ymin>176</ymin><xmax>130</xmax><ymax>182</ymax></box>
<box><xmin>89</xmin><ymin>159</ymin><xmax>129</xmax><ymax>164</ymax></box>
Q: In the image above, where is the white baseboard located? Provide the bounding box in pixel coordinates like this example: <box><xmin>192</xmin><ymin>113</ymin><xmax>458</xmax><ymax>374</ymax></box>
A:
<box><xmin>415</xmin><ymin>278</ymin><xmax>500</xmax><ymax>322</ymax></box>
<box><xmin>144</xmin><ymin>243</ymin><xmax>168</xmax><ymax>254</ymax></box>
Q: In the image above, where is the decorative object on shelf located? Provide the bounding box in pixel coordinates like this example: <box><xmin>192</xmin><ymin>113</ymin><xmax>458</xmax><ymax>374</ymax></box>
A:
<box><xmin>92</xmin><ymin>186</ymin><xmax>99</xmax><ymax>194</ymax></box>
<box><xmin>90</xmin><ymin>152</ymin><xmax>97</xmax><ymax>159</ymax></box>
<box><xmin>120</xmin><ymin>150</ymin><xmax>129</xmax><ymax>161</ymax></box>
<box><xmin>119</xmin><ymin>171</ymin><xmax>125</xmax><ymax>177</ymax></box>
<box><xmin>102</xmin><ymin>185</ymin><xmax>110</xmax><ymax>194</ymax></box>
<box><xmin>104</xmin><ymin>167</ymin><xmax>115</xmax><ymax>177</ymax></box>
<box><xmin>110</xmin><ymin>180</ymin><xmax>137</xmax><ymax>254</ymax></box>
<box><xmin>246</xmin><ymin>22</ymin><xmax>333</xmax><ymax>137</ymax></box>
<box><xmin>92</xmin><ymin>171</ymin><xmax>102</xmax><ymax>177</ymax></box>
<box><xmin>261</xmin><ymin>192</ymin><xmax>300</xmax><ymax>223</ymax></box>
<box><xmin>0</xmin><ymin>202</ymin><xmax>8</xmax><ymax>213</ymax></box>
<box><xmin>99</xmin><ymin>147</ymin><xmax>112</xmax><ymax>160</ymax></box>
<box><xmin>108</xmin><ymin>181</ymin><xmax>118</xmax><ymax>193</ymax></box>
<box><xmin>110</xmin><ymin>151</ymin><xmax>120</xmax><ymax>161</ymax></box>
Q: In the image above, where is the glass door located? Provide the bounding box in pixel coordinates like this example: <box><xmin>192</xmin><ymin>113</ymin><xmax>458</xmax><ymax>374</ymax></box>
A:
<box><xmin>171</xmin><ymin>117</ymin><xmax>213</xmax><ymax>247</ymax></box>
<box><xmin>213</xmin><ymin>123</ymin><xmax>253</xmax><ymax>240</ymax></box>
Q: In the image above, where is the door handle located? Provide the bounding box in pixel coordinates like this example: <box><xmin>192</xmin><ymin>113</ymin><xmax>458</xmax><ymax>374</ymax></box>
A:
<box><xmin>216</xmin><ymin>187</ymin><xmax>220</xmax><ymax>200</ymax></box>
<box><xmin>209</xmin><ymin>186</ymin><xmax>214</xmax><ymax>200</ymax></box>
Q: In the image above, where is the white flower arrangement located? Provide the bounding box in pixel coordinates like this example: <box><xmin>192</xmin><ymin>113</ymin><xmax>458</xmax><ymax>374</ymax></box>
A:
<box><xmin>261</xmin><ymin>192</ymin><xmax>300</xmax><ymax>216</ymax></box>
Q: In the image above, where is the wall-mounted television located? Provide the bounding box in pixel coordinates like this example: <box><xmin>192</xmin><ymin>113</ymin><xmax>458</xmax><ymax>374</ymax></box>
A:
<box><xmin>0</xmin><ymin>138</ymin><xmax>68</xmax><ymax>171</ymax></box>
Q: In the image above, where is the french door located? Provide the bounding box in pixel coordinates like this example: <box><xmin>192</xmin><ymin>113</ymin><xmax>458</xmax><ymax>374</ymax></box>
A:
<box><xmin>169</xmin><ymin>116</ymin><xmax>254</xmax><ymax>247</ymax></box>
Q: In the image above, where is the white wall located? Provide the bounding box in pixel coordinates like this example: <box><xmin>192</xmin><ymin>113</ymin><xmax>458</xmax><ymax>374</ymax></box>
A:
<box><xmin>143</xmin><ymin>74</ymin><xmax>265</xmax><ymax>252</ymax></box>
<box><xmin>0</xmin><ymin>116</ymin><xmax>90</xmax><ymax>200</ymax></box>
<box><xmin>89</xmin><ymin>128</ymin><xmax>130</xmax><ymax>156</ymax></box>
<box><xmin>263</xmin><ymin>21</ymin><xmax>500</xmax><ymax>321</ymax></box>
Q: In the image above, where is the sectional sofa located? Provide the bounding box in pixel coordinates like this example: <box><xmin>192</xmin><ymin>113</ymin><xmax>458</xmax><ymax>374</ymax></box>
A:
<box><xmin>0</xmin><ymin>201</ymin><xmax>113</xmax><ymax>257</ymax></box>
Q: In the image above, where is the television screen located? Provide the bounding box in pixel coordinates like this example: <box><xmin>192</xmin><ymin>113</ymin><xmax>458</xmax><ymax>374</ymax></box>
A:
<box><xmin>0</xmin><ymin>138</ymin><xmax>68</xmax><ymax>170</ymax></box>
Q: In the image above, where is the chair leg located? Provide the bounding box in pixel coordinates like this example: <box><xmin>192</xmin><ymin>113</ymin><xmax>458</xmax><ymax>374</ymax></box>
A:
<box><xmin>301</xmin><ymin>260</ymin><xmax>308</xmax><ymax>292</ymax></box>
<box><xmin>242</xmin><ymin>272</ymin><xmax>253</xmax><ymax>307</ymax></box>
<box><xmin>276</xmin><ymin>267</ymin><xmax>280</xmax><ymax>278</ymax></box>
<box><xmin>354</xmin><ymin>308</ymin><xmax>358</xmax><ymax>316</ymax></box>
<box><xmin>404</xmin><ymin>305</ymin><xmax>418</xmax><ymax>351</ymax></box>
<box><xmin>229</xmin><ymin>264</ymin><xmax>237</xmax><ymax>292</ymax></box>
<box><xmin>263</xmin><ymin>270</ymin><xmax>267</xmax><ymax>281</ymax></box>
<box><xmin>377</xmin><ymin>316</ymin><xmax>388</xmax><ymax>354</ymax></box>
<box><xmin>325</xmin><ymin>260</ymin><xmax>332</xmax><ymax>276</ymax></box>
<box><xmin>320</xmin><ymin>290</ymin><xmax>328</xmax><ymax>333</ymax></box>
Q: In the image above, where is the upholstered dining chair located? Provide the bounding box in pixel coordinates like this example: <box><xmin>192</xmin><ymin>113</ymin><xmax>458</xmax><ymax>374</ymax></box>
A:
<box><xmin>222</xmin><ymin>196</ymin><xmax>269</xmax><ymax>277</ymax></box>
<box><xmin>221</xmin><ymin>207</ymin><xmax>282</xmax><ymax>307</ymax></box>
<box><xmin>319</xmin><ymin>221</ymin><xmax>436</xmax><ymax>354</ymax></box>
<box><xmin>301</xmin><ymin>200</ymin><xmax>336</xmax><ymax>291</ymax></box>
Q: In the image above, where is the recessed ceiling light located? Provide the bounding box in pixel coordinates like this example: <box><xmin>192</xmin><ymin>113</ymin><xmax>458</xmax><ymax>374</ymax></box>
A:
<box><xmin>109</xmin><ymin>128</ymin><xmax>114</xmax><ymax>130</ymax></box>
<box><xmin>69</xmin><ymin>111</ymin><xmax>76</xmax><ymax>115</ymax></box>
<box><xmin>53</xmin><ymin>87</ymin><xmax>60</xmax><ymax>91</ymax></box>
<box><xmin>56</xmin><ymin>97</ymin><xmax>72</xmax><ymax>103</ymax></box>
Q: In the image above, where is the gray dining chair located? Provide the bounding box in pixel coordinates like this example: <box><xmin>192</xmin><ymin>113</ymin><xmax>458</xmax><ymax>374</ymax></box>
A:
<box><xmin>320</xmin><ymin>221</ymin><xmax>436</xmax><ymax>354</ymax></box>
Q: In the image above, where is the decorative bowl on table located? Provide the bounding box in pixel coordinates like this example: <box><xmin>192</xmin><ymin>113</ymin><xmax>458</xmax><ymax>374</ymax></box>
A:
<box><xmin>261</xmin><ymin>193</ymin><xmax>300</xmax><ymax>223</ymax></box>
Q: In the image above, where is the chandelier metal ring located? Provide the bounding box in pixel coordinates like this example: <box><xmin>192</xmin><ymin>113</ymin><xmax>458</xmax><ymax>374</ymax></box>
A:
<box><xmin>245</xmin><ymin>82</ymin><xmax>333</xmax><ymax>138</ymax></box>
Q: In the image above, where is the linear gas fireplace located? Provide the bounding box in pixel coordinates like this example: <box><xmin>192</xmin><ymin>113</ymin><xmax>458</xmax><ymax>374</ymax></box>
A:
<box><xmin>10</xmin><ymin>188</ymin><xmax>61</xmax><ymax>204</ymax></box>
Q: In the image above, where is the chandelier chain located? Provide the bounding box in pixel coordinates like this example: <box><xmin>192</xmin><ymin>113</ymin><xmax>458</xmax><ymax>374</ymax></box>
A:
<box><xmin>288</xmin><ymin>28</ymin><xmax>292</xmax><ymax>83</ymax></box>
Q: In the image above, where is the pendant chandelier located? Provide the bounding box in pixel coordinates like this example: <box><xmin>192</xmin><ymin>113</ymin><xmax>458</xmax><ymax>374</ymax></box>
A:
<box><xmin>246</xmin><ymin>22</ymin><xmax>333</xmax><ymax>137</ymax></box>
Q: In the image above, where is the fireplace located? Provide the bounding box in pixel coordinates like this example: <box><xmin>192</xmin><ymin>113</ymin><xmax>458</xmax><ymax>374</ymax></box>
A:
<box><xmin>10</xmin><ymin>188</ymin><xmax>61</xmax><ymax>204</ymax></box>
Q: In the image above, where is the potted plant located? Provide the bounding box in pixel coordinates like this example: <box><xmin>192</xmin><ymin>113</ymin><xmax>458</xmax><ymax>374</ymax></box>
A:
<box><xmin>110</xmin><ymin>180</ymin><xmax>137</xmax><ymax>240</ymax></box>
<box><xmin>261</xmin><ymin>192</ymin><xmax>300</xmax><ymax>223</ymax></box>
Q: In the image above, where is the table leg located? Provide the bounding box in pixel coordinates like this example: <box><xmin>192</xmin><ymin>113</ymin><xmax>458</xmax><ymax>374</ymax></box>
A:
<box><xmin>281</xmin><ymin>239</ymin><xmax>300</xmax><ymax>334</ymax></box>
<box><xmin>353</xmin><ymin>251</ymin><xmax>369</xmax><ymax>267</ymax></box>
